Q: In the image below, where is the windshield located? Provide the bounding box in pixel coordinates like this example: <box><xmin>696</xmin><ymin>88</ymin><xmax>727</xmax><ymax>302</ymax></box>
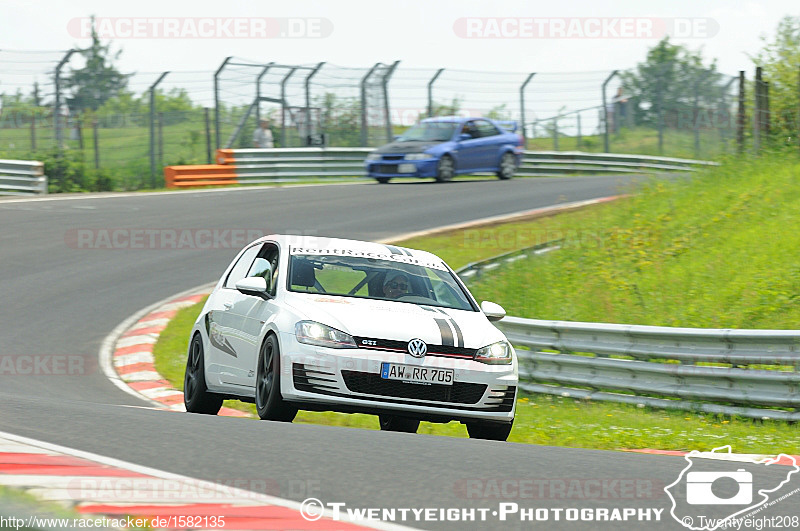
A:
<box><xmin>287</xmin><ymin>253</ymin><xmax>476</xmax><ymax>311</ymax></box>
<box><xmin>398</xmin><ymin>122</ymin><xmax>457</xmax><ymax>142</ymax></box>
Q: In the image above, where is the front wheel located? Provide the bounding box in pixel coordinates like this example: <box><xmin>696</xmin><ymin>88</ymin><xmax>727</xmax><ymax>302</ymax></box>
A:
<box><xmin>375</xmin><ymin>177</ymin><xmax>390</xmax><ymax>184</ymax></box>
<box><xmin>255</xmin><ymin>334</ymin><xmax>297</xmax><ymax>422</ymax></box>
<box><xmin>466</xmin><ymin>421</ymin><xmax>513</xmax><ymax>441</ymax></box>
<box><xmin>435</xmin><ymin>155</ymin><xmax>455</xmax><ymax>182</ymax></box>
<box><xmin>379</xmin><ymin>415</ymin><xmax>420</xmax><ymax>433</ymax></box>
<box><xmin>497</xmin><ymin>153</ymin><xmax>516</xmax><ymax>180</ymax></box>
<box><xmin>184</xmin><ymin>334</ymin><xmax>223</xmax><ymax>415</ymax></box>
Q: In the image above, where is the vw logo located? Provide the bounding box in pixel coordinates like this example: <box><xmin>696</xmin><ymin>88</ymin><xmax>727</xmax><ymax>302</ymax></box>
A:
<box><xmin>407</xmin><ymin>338</ymin><xmax>427</xmax><ymax>358</ymax></box>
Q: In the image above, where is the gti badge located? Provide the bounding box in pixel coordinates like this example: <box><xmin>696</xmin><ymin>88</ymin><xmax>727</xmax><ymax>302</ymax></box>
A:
<box><xmin>407</xmin><ymin>338</ymin><xmax>427</xmax><ymax>358</ymax></box>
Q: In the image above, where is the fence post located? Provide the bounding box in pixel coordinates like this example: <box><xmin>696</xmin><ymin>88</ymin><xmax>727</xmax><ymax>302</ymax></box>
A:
<box><xmin>304</xmin><ymin>62</ymin><xmax>325</xmax><ymax>143</ymax></box>
<box><xmin>280</xmin><ymin>67</ymin><xmax>297</xmax><ymax>148</ymax></box>
<box><xmin>255</xmin><ymin>62</ymin><xmax>274</xmax><ymax>125</ymax></box>
<box><xmin>213</xmin><ymin>56</ymin><xmax>232</xmax><ymax>150</ymax></box>
<box><xmin>360</xmin><ymin>63</ymin><xmax>380</xmax><ymax>147</ymax></box>
<box><xmin>382</xmin><ymin>61</ymin><xmax>400</xmax><ymax>143</ymax></box>
<box><xmin>92</xmin><ymin>119</ymin><xmax>100</xmax><ymax>169</ymax></box>
<box><xmin>601</xmin><ymin>70</ymin><xmax>619</xmax><ymax>153</ymax></box>
<box><xmin>576</xmin><ymin>113</ymin><xmax>582</xmax><ymax>149</ymax></box>
<box><xmin>148</xmin><ymin>71</ymin><xmax>169</xmax><ymax>189</ymax></box>
<box><xmin>797</xmin><ymin>67</ymin><xmax>800</xmax><ymax>153</ymax></box>
<box><xmin>157</xmin><ymin>112</ymin><xmax>164</xmax><ymax>174</ymax></box>
<box><xmin>204</xmin><ymin>107</ymin><xmax>212</xmax><ymax>164</ymax></box>
<box><xmin>30</xmin><ymin>113</ymin><xmax>36</xmax><ymax>152</ymax></box>
<box><xmin>427</xmin><ymin>68</ymin><xmax>445</xmax><ymax>117</ymax></box>
<box><xmin>552</xmin><ymin>118</ymin><xmax>559</xmax><ymax>150</ymax></box>
<box><xmin>737</xmin><ymin>71</ymin><xmax>745</xmax><ymax>154</ymax></box>
<box><xmin>76</xmin><ymin>113</ymin><xmax>84</xmax><ymax>150</ymax></box>
<box><xmin>693</xmin><ymin>71</ymin><xmax>709</xmax><ymax>158</ymax></box>
<box><xmin>519</xmin><ymin>73</ymin><xmax>535</xmax><ymax>146</ymax></box>
<box><xmin>764</xmin><ymin>80</ymin><xmax>770</xmax><ymax>138</ymax></box>
<box><xmin>53</xmin><ymin>49</ymin><xmax>75</xmax><ymax>152</ymax></box>
<box><xmin>754</xmin><ymin>66</ymin><xmax>762</xmax><ymax>153</ymax></box>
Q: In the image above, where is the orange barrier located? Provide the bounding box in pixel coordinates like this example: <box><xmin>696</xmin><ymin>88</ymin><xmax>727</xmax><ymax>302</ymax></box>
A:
<box><xmin>215</xmin><ymin>149</ymin><xmax>235</xmax><ymax>165</ymax></box>
<box><xmin>163</xmin><ymin>165</ymin><xmax>238</xmax><ymax>188</ymax></box>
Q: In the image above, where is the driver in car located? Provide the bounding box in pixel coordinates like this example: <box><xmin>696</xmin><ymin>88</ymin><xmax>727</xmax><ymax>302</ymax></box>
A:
<box><xmin>383</xmin><ymin>273</ymin><xmax>410</xmax><ymax>299</ymax></box>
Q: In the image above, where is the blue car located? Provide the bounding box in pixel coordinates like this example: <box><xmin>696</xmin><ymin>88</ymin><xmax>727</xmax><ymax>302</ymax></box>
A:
<box><xmin>365</xmin><ymin>117</ymin><xmax>524</xmax><ymax>183</ymax></box>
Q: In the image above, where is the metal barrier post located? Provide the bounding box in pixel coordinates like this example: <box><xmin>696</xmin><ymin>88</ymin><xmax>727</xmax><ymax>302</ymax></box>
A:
<box><xmin>148</xmin><ymin>71</ymin><xmax>169</xmax><ymax>188</ymax></box>
<box><xmin>427</xmin><ymin>68</ymin><xmax>444</xmax><ymax>117</ymax></box>
<box><xmin>255</xmin><ymin>62</ymin><xmax>274</xmax><ymax>124</ymax></box>
<box><xmin>53</xmin><ymin>49</ymin><xmax>75</xmax><ymax>151</ymax></box>
<box><xmin>382</xmin><ymin>61</ymin><xmax>400</xmax><ymax>143</ymax></box>
<box><xmin>737</xmin><ymin>71</ymin><xmax>745</xmax><ymax>154</ymax></box>
<box><xmin>305</xmin><ymin>62</ymin><xmax>325</xmax><ymax>142</ymax></box>
<box><xmin>204</xmin><ymin>108</ymin><xmax>212</xmax><ymax>163</ymax></box>
<box><xmin>213</xmin><ymin>56</ymin><xmax>232</xmax><ymax>150</ymax></box>
<box><xmin>601</xmin><ymin>70</ymin><xmax>618</xmax><ymax>153</ymax></box>
<box><xmin>754</xmin><ymin>66</ymin><xmax>762</xmax><ymax>153</ymax></box>
<box><xmin>519</xmin><ymin>73</ymin><xmax>535</xmax><ymax>144</ymax></box>
<box><xmin>280</xmin><ymin>67</ymin><xmax>298</xmax><ymax>148</ymax></box>
<box><xmin>359</xmin><ymin>63</ymin><xmax>380</xmax><ymax>146</ymax></box>
<box><xmin>576</xmin><ymin>113</ymin><xmax>582</xmax><ymax>149</ymax></box>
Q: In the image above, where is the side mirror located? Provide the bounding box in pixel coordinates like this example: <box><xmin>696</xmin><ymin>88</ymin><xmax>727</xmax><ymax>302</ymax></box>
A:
<box><xmin>235</xmin><ymin>276</ymin><xmax>271</xmax><ymax>299</ymax></box>
<box><xmin>459</xmin><ymin>133</ymin><xmax>471</xmax><ymax>141</ymax></box>
<box><xmin>481</xmin><ymin>301</ymin><xmax>506</xmax><ymax>322</ymax></box>
<box><xmin>393</xmin><ymin>135</ymin><xmax>402</xmax><ymax>141</ymax></box>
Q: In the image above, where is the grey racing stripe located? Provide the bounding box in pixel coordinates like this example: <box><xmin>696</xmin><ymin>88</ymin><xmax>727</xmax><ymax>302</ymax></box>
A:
<box><xmin>434</xmin><ymin>318</ymin><xmax>454</xmax><ymax>346</ymax></box>
<box><xmin>448</xmin><ymin>317</ymin><xmax>464</xmax><ymax>348</ymax></box>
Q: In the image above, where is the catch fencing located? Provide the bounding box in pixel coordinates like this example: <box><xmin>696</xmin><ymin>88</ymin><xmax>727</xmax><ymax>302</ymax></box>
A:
<box><xmin>0</xmin><ymin>159</ymin><xmax>47</xmax><ymax>195</ymax></box>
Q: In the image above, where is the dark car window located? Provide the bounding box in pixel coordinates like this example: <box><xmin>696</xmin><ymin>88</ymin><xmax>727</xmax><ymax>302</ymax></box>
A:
<box><xmin>246</xmin><ymin>243</ymin><xmax>280</xmax><ymax>295</ymax></box>
<box><xmin>461</xmin><ymin>121</ymin><xmax>479</xmax><ymax>138</ymax></box>
<box><xmin>474</xmin><ymin>120</ymin><xmax>500</xmax><ymax>138</ymax></box>
<box><xmin>400</xmin><ymin>122</ymin><xmax>457</xmax><ymax>142</ymax></box>
<box><xmin>224</xmin><ymin>244</ymin><xmax>261</xmax><ymax>289</ymax></box>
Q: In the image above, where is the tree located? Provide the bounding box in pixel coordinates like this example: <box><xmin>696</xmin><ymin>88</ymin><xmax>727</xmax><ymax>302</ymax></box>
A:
<box><xmin>753</xmin><ymin>15</ymin><xmax>800</xmax><ymax>143</ymax></box>
<box><xmin>65</xmin><ymin>16</ymin><xmax>131</xmax><ymax>111</ymax></box>
<box><xmin>620</xmin><ymin>37</ymin><xmax>724</xmax><ymax>129</ymax></box>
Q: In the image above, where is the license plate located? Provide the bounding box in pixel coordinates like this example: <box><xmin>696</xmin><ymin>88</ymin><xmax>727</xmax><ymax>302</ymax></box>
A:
<box><xmin>380</xmin><ymin>362</ymin><xmax>453</xmax><ymax>386</ymax></box>
<box><xmin>398</xmin><ymin>163</ymin><xmax>416</xmax><ymax>173</ymax></box>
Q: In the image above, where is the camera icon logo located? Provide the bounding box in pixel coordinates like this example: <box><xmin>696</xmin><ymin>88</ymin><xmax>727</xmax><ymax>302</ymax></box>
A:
<box><xmin>686</xmin><ymin>469</ymin><xmax>752</xmax><ymax>505</ymax></box>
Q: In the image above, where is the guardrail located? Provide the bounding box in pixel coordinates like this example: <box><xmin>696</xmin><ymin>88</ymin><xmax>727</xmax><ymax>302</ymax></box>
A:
<box><xmin>496</xmin><ymin>318</ymin><xmax>800</xmax><ymax>421</ymax></box>
<box><xmin>0</xmin><ymin>159</ymin><xmax>47</xmax><ymax>195</ymax></box>
<box><xmin>164</xmin><ymin>148</ymin><xmax>717</xmax><ymax>188</ymax></box>
<box><xmin>454</xmin><ymin>240</ymin><xmax>800</xmax><ymax>421</ymax></box>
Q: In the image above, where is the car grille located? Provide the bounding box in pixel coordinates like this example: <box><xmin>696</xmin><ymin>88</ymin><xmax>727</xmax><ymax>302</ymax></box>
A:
<box><xmin>382</xmin><ymin>155</ymin><xmax>404</xmax><ymax>161</ymax></box>
<box><xmin>379</xmin><ymin>164</ymin><xmax>398</xmax><ymax>173</ymax></box>
<box><xmin>292</xmin><ymin>364</ymin><xmax>338</xmax><ymax>394</ymax></box>
<box><xmin>353</xmin><ymin>337</ymin><xmax>476</xmax><ymax>358</ymax></box>
<box><xmin>341</xmin><ymin>370</ymin><xmax>486</xmax><ymax>404</ymax></box>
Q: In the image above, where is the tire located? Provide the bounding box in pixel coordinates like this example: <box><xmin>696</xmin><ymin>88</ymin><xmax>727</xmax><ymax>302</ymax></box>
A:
<box><xmin>497</xmin><ymin>152</ymin><xmax>516</xmax><ymax>180</ymax></box>
<box><xmin>379</xmin><ymin>415</ymin><xmax>420</xmax><ymax>433</ymax></box>
<box><xmin>376</xmin><ymin>177</ymin><xmax>390</xmax><ymax>184</ymax></box>
<box><xmin>466</xmin><ymin>421</ymin><xmax>513</xmax><ymax>441</ymax></box>
<box><xmin>435</xmin><ymin>155</ymin><xmax>455</xmax><ymax>182</ymax></box>
<box><xmin>255</xmin><ymin>334</ymin><xmax>297</xmax><ymax>422</ymax></box>
<box><xmin>184</xmin><ymin>334</ymin><xmax>223</xmax><ymax>415</ymax></box>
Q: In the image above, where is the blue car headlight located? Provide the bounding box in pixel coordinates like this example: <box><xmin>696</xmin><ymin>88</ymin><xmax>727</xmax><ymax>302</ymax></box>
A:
<box><xmin>405</xmin><ymin>153</ymin><xmax>434</xmax><ymax>161</ymax></box>
<box><xmin>366</xmin><ymin>153</ymin><xmax>381</xmax><ymax>162</ymax></box>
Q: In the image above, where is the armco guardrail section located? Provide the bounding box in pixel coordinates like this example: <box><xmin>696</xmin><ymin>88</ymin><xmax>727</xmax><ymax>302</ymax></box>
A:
<box><xmin>164</xmin><ymin>149</ymin><xmax>717</xmax><ymax>188</ymax></box>
<box><xmin>0</xmin><ymin>159</ymin><xmax>47</xmax><ymax>195</ymax></box>
<box><xmin>496</xmin><ymin>318</ymin><xmax>800</xmax><ymax>421</ymax></box>
<box><xmin>455</xmin><ymin>244</ymin><xmax>800</xmax><ymax>421</ymax></box>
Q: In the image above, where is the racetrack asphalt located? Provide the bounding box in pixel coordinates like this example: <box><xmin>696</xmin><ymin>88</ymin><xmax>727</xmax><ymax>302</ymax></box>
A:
<box><xmin>2</xmin><ymin>176</ymin><xmax>796</xmax><ymax>530</ymax></box>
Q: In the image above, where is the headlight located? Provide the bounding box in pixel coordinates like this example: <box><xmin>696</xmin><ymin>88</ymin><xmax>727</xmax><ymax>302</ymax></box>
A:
<box><xmin>295</xmin><ymin>321</ymin><xmax>357</xmax><ymax>349</ymax></box>
<box><xmin>474</xmin><ymin>341</ymin><xmax>513</xmax><ymax>365</ymax></box>
<box><xmin>405</xmin><ymin>153</ymin><xmax>434</xmax><ymax>160</ymax></box>
<box><xmin>366</xmin><ymin>153</ymin><xmax>381</xmax><ymax>161</ymax></box>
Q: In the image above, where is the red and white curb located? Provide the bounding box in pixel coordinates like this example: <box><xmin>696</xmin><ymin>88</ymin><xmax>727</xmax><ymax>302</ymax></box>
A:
<box><xmin>626</xmin><ymin>448</ymin><xmax>800</xmax><ymax>466</ymax></box>
<box><xmin>99</xmin><ymin>284</ymin><xmax>248</xmax><ymax>417</ymax></box>
<box><xmin>0</xmin><ymin>431</ymin><xmax>402</xmax><ymax>530</ymax></box>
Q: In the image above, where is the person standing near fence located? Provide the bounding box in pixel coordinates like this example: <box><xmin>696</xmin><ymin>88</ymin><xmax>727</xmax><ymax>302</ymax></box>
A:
<box><xmin>253</xmin><ymin>119</ymin><xmax>274</xmax><ymax>148</ymax></box>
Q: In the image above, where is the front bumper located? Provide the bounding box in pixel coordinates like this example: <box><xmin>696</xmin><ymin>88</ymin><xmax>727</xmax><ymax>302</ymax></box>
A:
<box><xmin>365</xmin><ymin>158</ymin><xmax>439</xmax><ymax>178</ymax></box>
<box><xmin>279</xmin><ymin>332</ymin><xmax>517</xmax><ymax>424</ymax></box>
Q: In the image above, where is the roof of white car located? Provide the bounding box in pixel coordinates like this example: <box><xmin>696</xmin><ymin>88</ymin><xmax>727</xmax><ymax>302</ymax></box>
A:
<box><xmin>258</xmin><ymin>234</ymin><xmax>448</xmax><ymax>268</ymax></box>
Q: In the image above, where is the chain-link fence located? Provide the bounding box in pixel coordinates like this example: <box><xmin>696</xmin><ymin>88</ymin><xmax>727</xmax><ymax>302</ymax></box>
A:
<box><xmin>1</xmin><ymin>50</ymin><xmax>798</xmax><ymax>192</ymax></box>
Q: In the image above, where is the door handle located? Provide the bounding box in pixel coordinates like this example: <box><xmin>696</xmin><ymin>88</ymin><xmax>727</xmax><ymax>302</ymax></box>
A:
<box><xmin>223</xmin><ymin>302</ymin><xmax>233</xmax><ymax>309</ymax></box>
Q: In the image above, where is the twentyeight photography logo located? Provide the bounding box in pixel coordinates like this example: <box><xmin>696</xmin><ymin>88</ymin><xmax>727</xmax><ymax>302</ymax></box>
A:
<box><xmin>665</xmin><ymin>446</ymin><xmax>799</xmax><ymax>530</ymax></box>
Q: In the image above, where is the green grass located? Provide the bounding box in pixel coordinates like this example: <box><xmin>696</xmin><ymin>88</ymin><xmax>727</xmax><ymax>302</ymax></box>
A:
<box><xmin>151</xmin><ymin>157</ymin><xmax>800</xmax><ymax>453</ymax></box>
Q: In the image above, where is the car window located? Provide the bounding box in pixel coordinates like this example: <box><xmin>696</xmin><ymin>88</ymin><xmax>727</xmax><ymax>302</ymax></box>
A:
<box><xmin>399</xmin><ymin>122</ymin><xmax>457</xmax><ymax>142</ymax></box>
<box><xmin>474</xmin><ymin>120</ymin><xmax>500</xmax><ymax>138</ymax></box>
<box><xmin>287</xmin><ymin>253</ymin><xmax>476</xmax><ymax>311</ymax></box>
<box><xmin>246</xmin><ymin>243</ymin><xmax>280</xmax><ymax>296</ymax></box>
<box><xmin>223</xmin><ymin>244</ymin><xmax>261</xmax><ymax>289</ymax></box>
<box><xmin>461</xmin><ymin>121</ymin><xmax>479</xmax><ymax>138</ymax></box>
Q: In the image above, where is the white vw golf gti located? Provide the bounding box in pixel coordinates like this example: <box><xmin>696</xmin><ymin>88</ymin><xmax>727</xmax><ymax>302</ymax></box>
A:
<box><xmin>184</xmin><ymin>235</ymin><xmax>518</xmax><ymax>440</ymax></box>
